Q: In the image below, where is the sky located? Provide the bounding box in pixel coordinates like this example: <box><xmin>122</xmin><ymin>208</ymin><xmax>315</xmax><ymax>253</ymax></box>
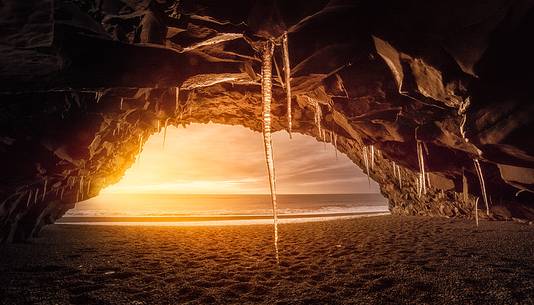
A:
<box><xmin>99</xmin><ymin>123</ymin><xmax>380</xmax><ymax>195</ymax></box>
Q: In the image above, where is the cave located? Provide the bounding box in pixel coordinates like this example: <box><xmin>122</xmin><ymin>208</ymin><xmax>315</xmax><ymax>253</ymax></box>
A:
<box><xmin>1</xmin><ymin>0</ymin><xmax>534</xmax><ymax>244</ymax></box>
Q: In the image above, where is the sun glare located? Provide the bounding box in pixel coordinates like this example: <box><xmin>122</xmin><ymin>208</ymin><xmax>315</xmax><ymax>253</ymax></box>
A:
<box><xmin>100</xmin><ymin>123</ymin><xmax>380</xmax><ymax>195</ymax></box>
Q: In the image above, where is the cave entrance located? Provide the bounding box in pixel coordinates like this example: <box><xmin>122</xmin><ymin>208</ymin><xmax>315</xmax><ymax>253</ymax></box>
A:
<box><xmin>62</xmin><ymin>123</ymin><xmax>388</xmax><ymax>225</ymax></box>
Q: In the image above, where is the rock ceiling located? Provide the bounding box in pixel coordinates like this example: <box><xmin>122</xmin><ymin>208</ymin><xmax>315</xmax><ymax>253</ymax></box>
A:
<box><xmin>0</xmin><ymin>0</ymin><xmax>533</xmax><ymax>241</ymax></box>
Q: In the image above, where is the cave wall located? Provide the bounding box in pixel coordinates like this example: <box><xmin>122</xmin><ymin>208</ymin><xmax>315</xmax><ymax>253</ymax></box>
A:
<box><xmin>1</xmin><ymin>0</ymin><xmax>533</xmax><ymax>242</ymax></box>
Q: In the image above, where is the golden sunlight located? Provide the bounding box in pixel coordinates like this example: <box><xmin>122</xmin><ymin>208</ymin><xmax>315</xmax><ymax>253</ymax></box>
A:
<box><xmin>101</xmin><ymin>123</ymin><xmax>380</xmax><ymax>195</ymax></box>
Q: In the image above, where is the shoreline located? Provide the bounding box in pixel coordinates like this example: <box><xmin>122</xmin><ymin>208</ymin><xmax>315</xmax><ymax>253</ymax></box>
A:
<box><xmin>56</xmin><ymin>211</ymin><xmax>390</xmax><ymax>226</ymax></box>
<box><xmin>2</xmin><ymin>215</ymin><xmax>533</xmax><ymax>304</ymax></box>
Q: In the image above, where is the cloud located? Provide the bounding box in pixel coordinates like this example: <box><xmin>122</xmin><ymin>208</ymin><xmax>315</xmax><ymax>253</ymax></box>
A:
<box><xmin>103</xmin><ymin>123</ymin><xmax>380</xmax><ymax>194</ymax></box>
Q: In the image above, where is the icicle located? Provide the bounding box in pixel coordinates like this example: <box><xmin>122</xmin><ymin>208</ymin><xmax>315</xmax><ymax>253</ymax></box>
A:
<box><xmin>95</xmin><ymin>91</ymin><xmax>103</xmax><ymax>103</ymax></box>
<box><xmin>473</xmin><ymin>159</ymin><xmax>489</xmax><ymax>216</ymax></box>
<box><xmin>370</xmin><ymin>145</ymin><xmax>375</xmax><ymax>170</ymax></box>
<box><xmin>282</xmin><ymin>32</ymin><xmax>292</xmax><ymax>138</ymax></box>
<box><xmin>362</xmin><ymin>146</ymin><xmax>371</xmax><ymax>187</ymax></box>
<box><xmin>474</xmin><ymin>197</ymin><xmax>479</xmax><ymax>227</ymax></box>
<box><xmin>26</xmin><ymin>190</ymin><xmax>32</xmax><ymax>207</ymax></box>
<box><xmin>34</xmin><ymin>188</ymin><xmax>39</xmax><ymax>204</ymax></box>
<box><xmin>120</xmin><ymin>98</ymin><xmax>124</xmax><ymax>110</ymax></box>
<box><xmin>42</xmin><ymin>178</ymin><xmax>47</xmax><ymax>201</ymax></box>
<box><xmin>416</xmin><ymin>176</ymin><xmax>421</xmax><ymax>196</ymax></box>
<box><xmin>175</xmin><ymin>87</ymin><xmax>180</xmax><ymax>112</ymax></box>
<box><xmin>462</xmin><ymin>172</ymin><xmax>469</xmax><ymax>203</ymax></box>
<box><xmin>313</xmin><ymin>100</ymin><xmax>323</xmax><ymax>137</ymax></box>
<box><xmin>416</xmin><ymin>141</ymin><xmax>427</xmax><ymax>197</ymax></box>
<box><xmin>137</xmin><ymin>135</ymin><xmax>144</xmax><ymax>166</ymax></box>
<box><xmin>397</xmin><ymin>165</ymin><xmax>402</xmax><ymax>188</ymax></box>
<box><xmin>77</xmin><ymin>176</ymin><xmax>84</xmax><ymax>201</ymax></box>
<box><xmin>163</xmin><ymin>118</ymin><xmax>170</xmax><ymax>149</ymax></box>
<box><xmin>261</xmin><ymin>41</ymin><xmax>279</xmax><ymax>264</ymax></box>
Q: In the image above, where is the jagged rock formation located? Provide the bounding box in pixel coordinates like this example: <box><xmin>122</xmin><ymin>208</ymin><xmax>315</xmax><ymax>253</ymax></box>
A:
<box><xmin>1</xmin><ymin>0</ymin><xmax>533</xmax><ymax>242</ymax></box>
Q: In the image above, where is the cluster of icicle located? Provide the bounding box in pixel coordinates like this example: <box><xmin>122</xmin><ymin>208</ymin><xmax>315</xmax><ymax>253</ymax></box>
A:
<box><xmin>360</xmin><ymin>145</ymin><xmax>376</xmax><ymax>188</ymax></box>
<box><xmin>392</xmin><ymin>161</ymin><xmax>402</xmax><ymax>188</ymax></box>
<box><xmin>416</xmin><ymin>141</ymin><xmax>427</xmax><ymax>197</ymax></box>
<box><xmin>472</xmin><ymin>158</ymin><xmax>490</xmax><ymax>226</ymax></box>
<box><xmin>24</xmin><ymin>174</ymin><xmax>96</xmax><ymax>209</ymax></box>
<box><xmin>261</xmin><ymin>41</ymin><xmax>280</xmax><ymax>264</ymax></box>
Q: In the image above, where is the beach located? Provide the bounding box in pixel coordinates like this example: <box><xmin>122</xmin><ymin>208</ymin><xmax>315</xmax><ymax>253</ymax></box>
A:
<box><xmin>1</xmin><ymin>215</ymin><xmax>533</xmax><ymax>304</ymax></box>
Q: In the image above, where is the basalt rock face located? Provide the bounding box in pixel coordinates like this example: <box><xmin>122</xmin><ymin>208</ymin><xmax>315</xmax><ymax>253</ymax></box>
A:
<box><xmin>1</xmin><ymin>0</ymin><xmax>533</xmax><ymax>242</ymax></box>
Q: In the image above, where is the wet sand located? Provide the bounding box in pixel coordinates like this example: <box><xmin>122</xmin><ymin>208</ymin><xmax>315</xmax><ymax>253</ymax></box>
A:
<box><xmin>1</xmin><ymin>215</ymin><xmax>533</xmax><ymax>305</ymax></box>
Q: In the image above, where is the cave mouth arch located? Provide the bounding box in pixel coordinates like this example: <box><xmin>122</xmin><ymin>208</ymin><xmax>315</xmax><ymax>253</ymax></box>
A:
<box><xmin>62</xmin><ymin>123</ymin><xmax>388</xmax><ymax>224</ymax></box>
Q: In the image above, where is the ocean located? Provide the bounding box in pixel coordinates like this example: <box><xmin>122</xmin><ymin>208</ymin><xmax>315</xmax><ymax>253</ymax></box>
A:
<box><xmin>59</xmin><ymin>193</ymin><xmax>389</xmax><ymax>226</ymax></box>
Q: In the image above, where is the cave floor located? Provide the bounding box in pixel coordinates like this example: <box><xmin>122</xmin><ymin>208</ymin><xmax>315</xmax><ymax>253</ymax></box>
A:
<box><xmin>1</xmin><ymin>216</ymin><xmax>533</xmax><ymax>305</ymax></box>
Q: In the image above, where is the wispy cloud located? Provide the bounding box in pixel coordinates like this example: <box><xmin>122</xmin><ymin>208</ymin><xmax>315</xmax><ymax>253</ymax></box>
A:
<box><xmin>102</xmin><ymin>123</ymin><xmax>380</xmax><ymax>195</ymax></box>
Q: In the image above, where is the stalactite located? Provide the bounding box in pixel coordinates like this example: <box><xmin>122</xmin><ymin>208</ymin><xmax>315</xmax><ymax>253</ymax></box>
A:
<box><xmin>42</xmin><ymin>178</ymin><xmax>47</xmax><ymax>201</ymax></box>
<box><xmin>34</xmin><ymin>188</ymin><xmax>39</xmax><ymax>204</ymax></box>
<box><xmin>26</xmin><ymin>190</ymin><xmax>32</xmax><ymax>207</ymax></box>
<box><xmin>313</xmin><ymin>99</ymin><xmax>323</xmax><ymax>139</ymax></box>
<box><xmin>77</xmin><ymin>176</ymin><xmax>84</xmax><ymax>202</ymax></box>
<box><xmin>95</xmin><ymin>91</ymin><xmax>103</xmax><ymax>103</ymax></box>
<box><xmin>473</xmin><ymin>159</ymin><xmax>489</xmax><ymax>216</ymax></box>
<box><xmin>157</xmin><ymin>120</ymin><xmax>160</xmax><ymax>133</ymax></box>
<box><xmin>163</xmin><ymin>118</ymin><xmax>170</xmax><ymax>149</ymax></box>
<box><xmin>137</xmin><ymin>135</ymin><xmax>144</xmax><ymax>166</ymax></box>
<box><xmin>261</xmin><ymin>41</ymin><xmax>279</xmax><ymax>264</ymax></box>
<box><xmin>282</xmin><ymin>32</ymin><xmax>292</xmax><ymax>138</ymax></box>
<box><xmin>60</xmin><ymin>187</ymin><xmax>65</xmax><ymax>200</ymax></box>
<box><xmin>362</xmin><ymin>146</ymin><xmax>370</xmax><ymax>187</ymax></box>
<box><xmin>426</xmin><ymin>172</ymin><xmax>431</xmax><ymax>189</ymax></box>
<box><xmin>120</xmin><ymin>98</ymin><xmax>124</xmax><ymax>110</ymax></box>
<box><xmin>416</xmin><ymin>141</ymin><xmax>427</xmax><ymax>197</ymax></box>
<box><xmin>397</xmin><ymin>164</ymin><xmax>402</xmax><ymax>188</ymax></box>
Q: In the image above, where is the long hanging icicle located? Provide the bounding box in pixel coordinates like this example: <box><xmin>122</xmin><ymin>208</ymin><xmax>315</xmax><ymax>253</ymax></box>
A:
<box><xmin>313</xmin><ymin>99</ymin><xmax>322</xmax><ymax>138</ymax></box>
<box><xmin>95</xmin><ymin>91</ymin><xmax>103</xmax><ymax>103</ymax></box>
<box><xmin>362</xmin><ymin>146</ymin><xmax>371</xmax><ymax>187</ymax></box>
<box><xmin>26</xmin><ymin>190</ymin><xmax>32</xmax><ymax>207</ymax></box>
<box><xmin>416</xmin><ymin>141</ymin><xmax>427</xmax><ymax>197</ymax></box>
<box><xmin>261</xmin><ymin>41</ymin><xmax>279</xmax><ymax>264</ymax></box>
<box><xmin>34</xmin><ymin>188</ymin><xmax>39</xmax><ymax>204</ymax></box>
<box><xmin>137</xmin><ymin>135</ymin><xmax>144</xmax><ymax>166</ymax></box>
<box><xmin>473</xmin><ymin>159</ymin><xmax>489</xmax><ymax>216</ymax></box>
<box><xmin>163</xmin><ymin>118</ymin><xmax>170</xmax><ymax>149</ymax></box>
<box><xmin>282</xmin><ymin>32</ymin><xmax>292</xmax><ymax>138</ymax></box>
<box><xmin>42</xmin><ymin>178</ymin><xmax>47</xmax><ymax>201</ymax></box>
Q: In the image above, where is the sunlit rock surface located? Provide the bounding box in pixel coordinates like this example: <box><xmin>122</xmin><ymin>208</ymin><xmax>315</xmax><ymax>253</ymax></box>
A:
<box><xmin>1</xmin><ymin>0</ymin><xmax>533</xmax><ymax>242</ymax></box>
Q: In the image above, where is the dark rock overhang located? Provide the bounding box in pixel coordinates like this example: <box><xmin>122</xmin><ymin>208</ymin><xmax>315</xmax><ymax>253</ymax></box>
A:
<box><xmin>1</xmin><ymin>0</ymin><xmax>533</xmax><ymax>242</ymax></box>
